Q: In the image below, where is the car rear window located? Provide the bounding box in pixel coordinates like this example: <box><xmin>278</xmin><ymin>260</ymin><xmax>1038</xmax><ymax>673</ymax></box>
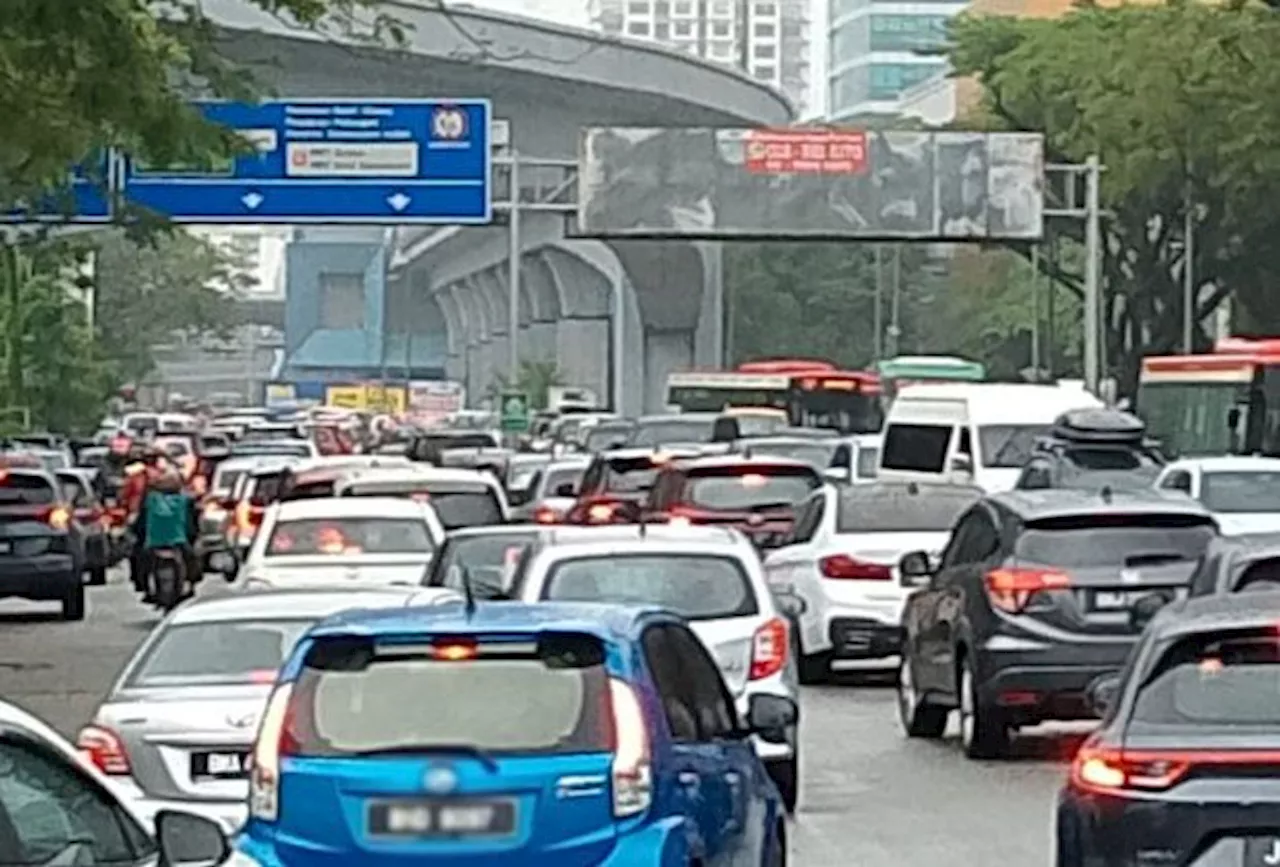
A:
<box><xmin>233</xmin><ymin>442</ymin><xmax>311</xmax><ymax>458</ymax></box>
<box><xmin>1015</xmin><ymin>514</ymin><xmax>1216</xmax><ymax>569</ymax></box>
<box><xmin>633</xmin><ymin>420</ymin><xmax>714</xmax><ymax>447</ymax></box>
<box><xmin>732</xmin><ymin>415</ymin><xmax>786</xmax><ymax>437</ymax></box>
<box><xmin>584</xmin><ymin>426</ymin><xmax>634</xmax><ymax>452</ymax></box>
<box><xmin>288</xmin><ymin>633</ymin><xmax>612</xmax><ymax>756</ymax></box>
<box><xmin>213</xmin><ymin>468</ymin><xmax>247</xmax><ymax>495</ymax></box>
<box><xmin>604</xmin><ymin>458</ymin><xmax>662</xmax><ymax>494</ymax></box>
<box><xmin>542</xmin><ymin>465</ymin><xmax>585</xmax><ymax>498</ymax></box>
<box><xmin>126</xmin><ymin>620</ymin><xmax>313</xmax><ymax>687</ymax></box>
<box><xmin>281</xmin><ymin>480</ymin><xmax>338</xmax><ymax>501</ymax></box>
<box><xmin>543</xmin><ymin>554</ymin><xmax>757</xmax><ymax>620</ymax></box>
<box><xmin>746</xmin><ymin>442</ymin><xmax>836</xmax><ymax>469</ymax></box>
<box><xmin>1133</xmin><ymin>631</ymin><xmax>1280</xmax><ymax>726</ymax></box>
<box><xmin>682</xmin><ymin>466</ymin><xmax>820</xmax><ymax>511</ymax></box>
<box><xmin>267</xmin><ymin>518</ymin><xmax>433</xmax><ymax>556</ymax></box>
<box><xmin>345</xmin><ymin>482</ymin><xmax>502</xmax><ymax>529</ymax></box>
<box><xmin>1201</xmin><ymin>471</ymin><xmax>1280</xmax><ymax>514</ymax></box>
<box><xmin>837</xmin><ymin>485</ymin><xmax>981</xmax><ymax>533</ymax></box>
<box><xmin>432</xmin><ymin>533</ymin><xmax>535</xmax><ymax>589</ymax></box>
<box><xmin>250</xmin><ymin>473</ymin><xmax>288</xmax><ymax>504</ymax></box>
<box><xmin>0</xmin><ymin>473</ymin><xmax>56</xmax><ymax>506</ymax></box>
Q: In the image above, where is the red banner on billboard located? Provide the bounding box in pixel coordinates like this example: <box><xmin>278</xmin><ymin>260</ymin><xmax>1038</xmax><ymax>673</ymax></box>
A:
<box><xmin>744</xmin><ymin>129</ymin><xmax>869</xmax><ymax>175</ymax></box>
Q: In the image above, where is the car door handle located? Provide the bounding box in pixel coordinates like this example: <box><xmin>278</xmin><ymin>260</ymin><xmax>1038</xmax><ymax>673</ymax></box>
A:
<box><xmin>724</xmin><ymin>771</ymin><xmax>741</xmax><ymax>786</ymax></box>
<box><xmin>678</xmin><ymin>771</ymin><xmax>700</xmax><ymax>789</ymax></box>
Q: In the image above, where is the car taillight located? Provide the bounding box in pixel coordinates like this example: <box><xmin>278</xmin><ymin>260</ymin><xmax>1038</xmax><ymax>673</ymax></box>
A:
<box><xmin>750</xmin><ymin>617</ymin><xmax>789</xmax><ymax>680</ymax></box>
<box><xmin>820</xmin><ymin>554</ymin><xmax>892</xmax><ymax>580</ymax></box>
<box><xmin>45</xmin><ymin>506</ymin><xmax>71</xmax><ymax>531</ymax></box>
<box><xmin>985</xmin><ymin>567</ymin><xmax>1070</xmax><ymax>614</ymax></box>
<box><xmin>235</xmin><ymin>502</ymin><xmax>262</xmax><ymax>533</ymax></box>
<box><xmin>587</xmin><ymin>503</ymin><xmax>616</xmax><ymax>523</ymax></box>
<box><xmin>1072</xmin><ymin>745</ymin><xmax>1280</xmax><ymax>795</ymax></box>
<box><xmin>533</xmin><ymin>505</ymin><xmax>561</xmax><ymax>524</ymax></box>
<box><xmin>250</xmin><ymin>683</ymin><xmax>296</xmax><ymax>822</ymax></box>
<box><xmin>76</xmin><ymin>725</ymin><xmax>130</xmax><ymax>775</ymax></box>
<box><xmin>609</xmin><ymin>678</ymin><xmax>652</xmax><ymax>818</ymax></box>
<box><xmin>203</xmin><ymin>501</ymin><xmax>227</xmax><ymax>521</ymax></box>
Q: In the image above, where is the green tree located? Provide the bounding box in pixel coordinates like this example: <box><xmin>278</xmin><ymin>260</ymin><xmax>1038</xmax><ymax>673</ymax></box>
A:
<box><xmin>948</xmin><ymin>3</ymin><xmax>1280</xmax><ymax>391</ymax></box>
<box><xmin>92</xmin><ymin>230</ymin><xmax>250</xmax><ymax>385</ymax></box>
<box><xmin>488</xmin><ymin>360</ymin><xmax>566</xmax><ymax>410</ymax></box>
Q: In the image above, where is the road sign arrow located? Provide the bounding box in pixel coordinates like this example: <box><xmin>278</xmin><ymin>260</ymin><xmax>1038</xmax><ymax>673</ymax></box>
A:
<box><xmin>241</xmin><ymin>192</ymin><xmax>264</xmax><ymax>210</ymax></box>
<box><xmin>387</xmin><ymin>193</ymin><xmax>411</xmax><ymax>212</ymax></box>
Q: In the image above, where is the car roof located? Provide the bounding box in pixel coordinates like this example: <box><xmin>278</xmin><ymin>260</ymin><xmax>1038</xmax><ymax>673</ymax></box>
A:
<box><xmin>533</xmin><ymin>533</ymin><xmax>753</xmax><ymax>560</ymax></box>
<box><xmin>636</xmin><ymin>413</ymin><xmax>717</xmax><ymax>423</ymax></box>
<box><xmin>542</xmin><ymin>524</ymin><xmax>745</xmax><ymax>546</ymax></box>
<box><xmin>275</xmin><ymin>496</ymin><xmax>434</xmax><ymax>520</ymax></box>
<box><xmin>545</xmin><ymin>456</ymin><xmax>592</xmax><ymax>471</ymax></box>
<box><xmin>445</xmin><ymin>524</ymin><xmax>548</xmax><ymax>539</ymax></box>
<box><xmin>290</xmin><ymin>455</ymin><xmax>409</xmax><ymax>473</ymax></box>
<box><xmin>738</xmin><ymin>436</ymin><xmax>837</xmax><ymax>448</ymax></box>
<box><xmin>248</xmin><ymin>459</ymin><xmax>302</xmax><ymax>476</ymax></box>
<box><xmin>1167</xmin><ymin>456</ymin><xmax>1280</xmax><ymax>473</ymax></box>
<box><xmin>1154</xmin><ymin>591</ymin><xmax>1280</xmax><ymax>641</ymax></box>
<box><xmin>991</xmin><ymin>487</ymin><xmax>1214</xmax><ymax>521</ymax></box>
<box><xmin>165</xmin><ymin>588</ymin><xmax>434</xmax><ymax>624</ymax></box>
<box><xmin>599</xmin><ymin>446</ymin><xmax>704</xmax><ymax>461</ymax></box>
<box><xmin>670</xmin><ymin>455</ymin><xmax>819</xmax><ymax>472</ymax></box>
<box><xmin>363</xmin><ymin>466</ymin><xmax>497</xmax><ymax>485</ymax></box>
<box><xmin>216</xmin><ymin>456</ymin><xmax>281</xmax><ymax>472</ymax></box>
<box><xmin>839</xmin><ymin>481</ymin><xmax>985</xmax><ymax>501</ymax></box>
<box><xmin>310</xmin><ymin>600</ymin><xmax>663</xmax><ymax>642</ymax></box>
<box><xmin>338</xmin><ymin>466</ymin><xmax>440</xmax><ymax>485</ymax></box>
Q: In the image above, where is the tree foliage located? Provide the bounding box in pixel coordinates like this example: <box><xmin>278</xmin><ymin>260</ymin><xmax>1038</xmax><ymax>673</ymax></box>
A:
<box><xmin>93</xmin><ymin>230</ymin><xmax>250</xmax><ymax>385</ymax></box>
<box><xmin>488</xmin><ymin>360</ymin><xmax>566</xmax><ymax>410</ymax></box>
<box><xmin>948</xmin><ymin>3</ymin><xmax>1280</xmax><ymax>389</ymax></box>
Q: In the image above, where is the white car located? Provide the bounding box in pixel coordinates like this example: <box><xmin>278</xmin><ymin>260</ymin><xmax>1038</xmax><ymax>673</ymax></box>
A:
<box><xmin>509</xmin><ymin>523</ymin><xmax>802</xmax><ymax>813</ymax></box>
<box><xmin>1155</xmin><ymin>455</ymin><xmax>1280</xmax><ymax>535</ymax></box>
<box><xmin>237</xmin><ymin>496</ymin><xmax>446</xmax><ymax>590</ymax></box>
<box><xmin>334</xmin><ymin>465</ymin><xmax>510</xmax><ymax>530</ymax></box>
<box><xmin>0</xmin><ymin>698</ymin><xmax>238</xmax><ymax>867</ymax></box>
<box><xmin>79</xmin><ymin>588</ymin><xmax>460</xmax><ymax>833</ymax></box>
<box><xmin>763</xmin><ymin>481</ymin><xmax>984</xmax><ymax>683</ymax></box>
<box><xmin>522</xmin><ymin>456</ymin><xmax>590</xmax><ymax>523</ymax></box>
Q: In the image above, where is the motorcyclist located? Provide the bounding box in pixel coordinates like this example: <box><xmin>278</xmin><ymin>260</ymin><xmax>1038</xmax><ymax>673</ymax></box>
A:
<box><xmin>125</xmin><ymin>447</ymin><xmax>169</xmax><ymax>598</ymax></box>
<box><xmin>140</xmin><ymin>468</ymin><xmax>197</xmax><ymax>603</ymax></box>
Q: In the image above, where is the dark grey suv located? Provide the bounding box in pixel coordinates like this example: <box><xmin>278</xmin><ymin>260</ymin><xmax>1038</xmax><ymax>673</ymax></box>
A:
<box><xmin>895</xmin><ymin>487</ymin><xmax>1218</xmax><ymax>759</ymax></box>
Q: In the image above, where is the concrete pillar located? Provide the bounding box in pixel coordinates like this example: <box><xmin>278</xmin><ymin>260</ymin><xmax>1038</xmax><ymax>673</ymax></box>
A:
<box><xmin>556</xmin><ymin>319</ymin><xmax>610</xmax><ymax>402</ymax></box>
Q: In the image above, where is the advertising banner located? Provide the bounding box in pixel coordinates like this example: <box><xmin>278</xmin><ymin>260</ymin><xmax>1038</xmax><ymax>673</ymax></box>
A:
<box><xmin>576</xmin><ymin>128</ymin><xmax>1045</xmax><ymax>241</ymax></box>
<box><xmin>408</xmin><ymin>380</ymin><xmax>465</xmax><ymax>426</ymax></box>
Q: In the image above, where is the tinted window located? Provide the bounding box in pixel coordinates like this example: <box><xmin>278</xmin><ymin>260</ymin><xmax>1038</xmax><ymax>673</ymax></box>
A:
<box><xmin>731</xmin><ymin>415</ymin><xmax>786</xmax><ymax>437</ymax></box>
<box><xmin>1016</xmin><ymin>515</ymin><xmax>1216</xmax><ymax>568</ymax></box>
<box><xmin>213</xmin><ymin>468</ymin><xmax>247</xmax><ymax>495</ymax></box>
<box><xmin>836</xmin><ymin>486</ymin><xmax>981</xmax><ymax>533</ymax></box>
<box><xmin>978</xmin><ymin>425</ymin><xmax>1051</xmax><ymax>468</ymax></box>
<box><xmin>584</xmin><ymin>426</ymin><xmax>634</xmax><ymax>452</ymax></box>
<box><xmin>1065</xmin><ymin>447</ymin><xmax>1156</xmax><ymax>471</ymax></box>
<box><xmin>683</xmin><ymin>467</ymin><xmax>820</xmax><ymax>511</ymax></box>
<box><xmin>267</xmin><ymin>518</ymin><xmax>433</xmax><ymax>555</ymax></box>
<box><xmin>250</xmin><ymin>473</ymin><xmax>288</xmax><ymax>504</ymax></box>
<box><xmin>856</xmin><ymin>446</ymin><xmax>879</xmax><ymax>478</ymax></box>
<box><xmin>1201</xmin><ymin>471</ymin><xmax>1280</xmax><ymax>514</ymax></box>
<box><xmin>233</xmin><ymin>443</ymin><xmax>311</xmax><ymax>458</ymax></box>
<box><xmin>882</xmin><ymin>423</ymin><xmax>951</xmax><ymax>472</ymax></box>
<box><xmin>633</xmin><ymin>419</ymin><xmax>714</xmax><ymax>447</ymax></box>
<box><xmin>422</xmin><ymin>487</ymin><xmax>503</xmax><ymax>529</ymax></box>
<box><xmin>433</xmin><ymin>533</ymin><xmax>535</xmax><ymax>589</ymax></box>
<box><xmin>1133</xmin><ymin>633</ymin><xmax>1280</xmax><ymax>726</ymax></box>
<box><xmin>290</xmin><ymin>636</ymin><xmax>611</xmax><ymax>755</ymax></box>
<box><xmin>0</xmin><ymin>474</ymin><xmax>55</xmax><ymax>506</ymax></box>
<box><xmin>543</xmin><ymin>554</ymin><xmax>757</xmax><ymax>620</ymax></box>
<box><xmin>281</xmin><ymin>480</ymin><xmax>337</xmax><ymax>501</ymax></box>
<box><xmin>604</xmin><ymin>458</ymin><xmax>662</xmax><ymax>494</ymax></box>
<box><xmin>542</xmin><ymin>466</ymin><xmax>585</xmax><ymax>497</ymax></box>
<box><xmin>127</xmin><ymin>620</ymin><xmax>312</xmax><ymax>687</ymax></box>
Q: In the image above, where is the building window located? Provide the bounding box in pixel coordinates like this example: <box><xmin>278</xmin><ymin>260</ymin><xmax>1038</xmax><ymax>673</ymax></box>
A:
<box><xmin>754</xmin><ymin>64</ymin><xmax>777</xmax><ymax>79</ymax></box>
<box><xmin>711</xmin><ymin>20</ymin><xmax>731</xmax><ymax>36</ymax></box>
<box><xmin>674</xmin><ymin>0</ymin><xmax>692</xmax><ymax>12</ymax></box>
<box><xmin>754</xmin><ymin>21</ymin><xmax>776</xmax><ymax>37</ymax></box>
<box><xmin>627</xmin><ymin>0</ymin><xmax>649</xmax><ymax>14</ymax></box>
<box><xmin>754</xmin><ymin>43</ymin><xmax>776</xmax><ymax>59</ymax></box>
<box><xmin>869</xmin><ymin>14</ymin><xmax>951</xmax><ymax>51</ymax></box>
<box><xmin>627</xmin><ymin>20</ymin><xmax>651</xmax><ymax>35</ymax></box>
<box><xmin>319</xmin><ymin>273</ymin><xmax>364</xmax><ymax>330</ymax></box>
<box><xmin>711</xmin><ymin>40</ymin><xmax>733</xmax><ymax>58</ymax></box>
<box><xmin>754</xmin><ymin>2</ymin><xmax>777</xmax><ymax>15</ymax></box>
<box><xmin>712</xmin><ymin>0</ymin><xmax>731</xmax><ymax>15</ymax></box>
<box><xmin>674</xmin><ymin>19</ymin><xmax>693</xmax><ymax>35</ymax></box>
<box><xmin>655</xmin><ymin>22</ymin><xmax>670</xmax><ymax>39</ymax></box>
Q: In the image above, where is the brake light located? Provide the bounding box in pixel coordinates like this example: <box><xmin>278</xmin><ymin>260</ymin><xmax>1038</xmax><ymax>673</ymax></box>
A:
<box><xmin>985</xmin><ymin>567</ymin><xmax>1070</xmax><ymax>614</ymax></box>
<box><xmin>76</xmin><ymin>725</ymin><xmax>130</xmax><ymax>775</ymax></box>
<box><xmin>1072</xmin><ymin>745</ymin><xmax>1280</xmax><ymax>795</ymax></box>
<box><xmin>609</xmin><ymin>678</ymin><xmax>652</xmax><ymax>818</ymax></box>
<box><xmin>587</xmin><ymin>503</ymin><xmax>616</xmax><ymax>523</ymax></box>
<box><xmin>250</xmin><ymin>683</ymin><xmax>296</xmax><ymax>822</ymax></box>
<box><xmin>750</xmin><ymin>617</ymin><xmax>789</xmax><ymax>680</ymax></box>
<box><xmin>820</xmin><ymin>554</ymin><xmax>892</xmax><ymax>580</ymax></box>
<box><xmin>235</xmin><ymin>501</ymin><xmax>262</xmax><ymax>533</ymax></box>
<box><xmin>533</xmin><ymin>505</ymin><xmax>561</xmax><ymax>524</ymax></box>
<box><xmin>433</xmin><ymin>641</ymin><xmax>477</xmax><ymax>661</ymax></box>
<box><xmin>46</xmin><ymin>507</ymin><xmax>71</xmax><ymax>531</ymax></box>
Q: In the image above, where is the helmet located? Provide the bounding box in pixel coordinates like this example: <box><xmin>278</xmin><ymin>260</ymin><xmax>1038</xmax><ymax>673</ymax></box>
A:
<box><xmin>153</xmin><ymin>470</ymin><xmax>183</xmax><ymax>493</ymax></box>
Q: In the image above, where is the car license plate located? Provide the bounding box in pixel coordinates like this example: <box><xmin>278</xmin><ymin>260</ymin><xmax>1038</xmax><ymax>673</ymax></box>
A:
<box><xmin>1243</xmin><ymin>836</ymin><xmax>1280</xmax><ymax>867</ymax></box>
<box><xmin>367</xmin><ymin>799</ymin><xmax>517</xmax><ymax>838</ymax></box>
<box><xmin>190</xmin><ymin>751</ymin><xmax>249</xmax><ymax>780</ymax></box>
<box><xmin>1090</xmin><ymin>590</ymin><xmax>1151</xmax><ymax>611</ymax></box>
<box><xmin>0</xmin><ymin>541</ymin><xmax>12</xmax><ymax>555</ymax></box>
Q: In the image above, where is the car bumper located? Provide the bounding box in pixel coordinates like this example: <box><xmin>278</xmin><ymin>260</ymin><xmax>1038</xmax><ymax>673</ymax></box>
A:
<box><xmin>736</xmin><ymin>681</ymin><xmax>797</xmax><ymax>761</ymax></box>
<box><xmin>976</xmin><ymin>634</ymin><xmax>1134</xmax><ymax>723</ymax></box>
<box><xmin>800</xmin><ymin>589</ymin><xmax>906</xmax><ymax>661</ymax></box>
<box><xmin>84</xmin><ymin>532</ymin><xmax>109</xmax><ymax>569</ymax></box>
<box><xmin>106</xmin><ymin>777</ymin><xmax>247</xmax><ymax>834</ymax></box>
<box><xmin>0</xmin><ymin>555</ymin><xmax>79</xmax><ymax>600</ymax></box>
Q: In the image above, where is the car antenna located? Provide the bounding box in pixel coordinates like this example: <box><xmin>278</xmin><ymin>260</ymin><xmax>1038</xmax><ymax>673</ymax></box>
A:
<box><xmin>1100</xmin><ymin>485</ymin><xmax>1113</xmax><ymax>503</ymax></box>
<box><xmin>742</xmin><ymin>445</ymin><xmax>752</xmax><ymax>460</ymax></box>
<box><xmin>460</xmin><ymin>566</ymin><xmax>478</xmax><ymax>619</ymax></box>
<box><xmin>907</xmin><ymin>481</ymin><xmax>919</xmax><ymax>495</ymax></box>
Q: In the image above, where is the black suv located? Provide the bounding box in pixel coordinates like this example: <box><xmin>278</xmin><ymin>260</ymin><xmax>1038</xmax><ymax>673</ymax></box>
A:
<box><xmin>0</xmin><ymin>468</ymin><xmax>87</xmax><ymax>620</ymax></box>
<box><xmin>1015</xmin><ymin>408</ymin><xmax>1165</xmax><ymax>491</ymax></box>
<box><xmin>896</xmin><ymin>487</ymin><xmax>1217</xmax><ymax>758</ymax></box>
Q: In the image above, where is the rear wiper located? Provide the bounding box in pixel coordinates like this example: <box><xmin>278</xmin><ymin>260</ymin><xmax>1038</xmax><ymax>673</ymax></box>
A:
<box><xmin>745</xmin><ymin>501</ymin><xmax>795</xmax><ymax>513</ymax></box>
<box><xmin>1124</xmin><ymin>553</ymin><xmax>1188</xmax><ymax>567</ymax></box>
<box><xmin>351</xmin><ymin>743</ymin><xmax>499</xmax><ymax>772</ymax></box>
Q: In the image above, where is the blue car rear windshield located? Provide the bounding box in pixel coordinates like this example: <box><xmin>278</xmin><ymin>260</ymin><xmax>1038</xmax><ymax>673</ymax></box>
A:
<box><xmin>287</xmin><ymin>637</ymin><xmax>613</xmax><ymax>756</ymax></box>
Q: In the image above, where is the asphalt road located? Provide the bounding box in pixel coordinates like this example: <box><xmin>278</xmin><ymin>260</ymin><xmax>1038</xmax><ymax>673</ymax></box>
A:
<box><xmin>0</xmin><ymin>572</ymin><xmax>1076</xmax><ymax>866</ymax></box>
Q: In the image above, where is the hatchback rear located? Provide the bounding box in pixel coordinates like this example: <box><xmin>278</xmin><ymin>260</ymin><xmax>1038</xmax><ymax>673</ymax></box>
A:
<box><xmin>0</xmin><ymin>469</ymin><xmax>84</xmax><ymax>619</ymax></box>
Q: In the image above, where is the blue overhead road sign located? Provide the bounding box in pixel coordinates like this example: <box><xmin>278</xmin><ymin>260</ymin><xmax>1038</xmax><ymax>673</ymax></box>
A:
<box><xmin>121</xmin><ymin>99</ymin><xmax>492</xmax><ymax>225</ymax></box>
<box><xmin>2</xmin><ymin>155</ymin><xmax>114</xmax><ymax>224</ymax></box>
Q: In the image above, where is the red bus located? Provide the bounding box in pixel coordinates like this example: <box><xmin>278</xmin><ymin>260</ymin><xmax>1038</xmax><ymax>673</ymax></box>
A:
<box><xmin>665</xmin><ymin>359</ymin><xmax>883</xmax><ymax>434</ymax></box>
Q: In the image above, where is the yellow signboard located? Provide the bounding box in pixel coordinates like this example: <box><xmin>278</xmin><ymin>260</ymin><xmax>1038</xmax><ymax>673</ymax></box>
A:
<box><xmin>323</xmin><ymin>384</ymin><xmax>408</xmax><ymax>413</ymax></box>
<box><xmin>325</xmin><ymin>385</ymin><xmax>366</xmax><ymax>410</ymax></box>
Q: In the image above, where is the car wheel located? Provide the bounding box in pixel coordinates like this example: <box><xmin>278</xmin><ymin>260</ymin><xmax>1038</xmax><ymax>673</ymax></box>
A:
<box><xmin>766</xmin><ymin>752</ymin><xmax>798</xmax><ymax>815</ymax></box>
<box><xmin>897</xmin><ymin>660</ymin><xmax>947</xmax><ymax>738</ymax></box>
<box><xmin>958</xmin><ymin>654</ymin><xmax>1008</xmax><ymax>759</ymax></box>
<box><xmin>791</xmin><ymin>628</ymin><xmax>829</xmax><ymax>685</ymax></box>
<box><xmin>62</xmin><ymin>583</ymin><xmax>86</xmax><ymax>622</ymax></box>
<box><xmin>87</xmin><ymin>566</ymin><xmax>107</xmax><ymax>586</ymax></box>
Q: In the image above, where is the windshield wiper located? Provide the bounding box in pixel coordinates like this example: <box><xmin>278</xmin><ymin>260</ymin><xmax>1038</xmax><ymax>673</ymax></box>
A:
<box><xmin>1125</xmin><ymin>553</ymin><xmax>1189</xmax><ymax>567</ymax></box>
<box><xmin>351</xmin><ymin>743</ymin><xmax>499</xmax><ymax>772</ymax></box>
<box><xmin>744</xmin><ymin>501</ymin><xmax>796</xmax><ymax>513</ymax></box>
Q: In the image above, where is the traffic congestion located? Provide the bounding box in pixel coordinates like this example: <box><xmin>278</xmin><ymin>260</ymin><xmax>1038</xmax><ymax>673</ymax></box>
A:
<box><xmin>5</xmin><ymin>349</ymin><xmax>1280</xmax><ymax>866</ymax></box>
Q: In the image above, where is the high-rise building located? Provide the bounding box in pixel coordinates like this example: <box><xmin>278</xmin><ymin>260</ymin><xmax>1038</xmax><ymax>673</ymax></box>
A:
<box><xmin>826</xmin><ymin>0</ymin><xmax>968</xmax><ymax>121</ymax></box>
<box><xmin>460</xmin><ymin>0</ymin><xmax>593</xmax><ymax>28</ymax></box>
<box><xmin>589</xmin><ymin>0</ymin><xmax>812</xmax><ymax>116</ymax></box>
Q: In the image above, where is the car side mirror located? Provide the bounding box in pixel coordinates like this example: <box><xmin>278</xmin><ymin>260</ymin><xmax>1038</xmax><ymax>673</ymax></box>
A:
<box><xmin>899</xmin><ymin>550</ymin><xmax>933</xmax><ymax>586</ymax></box>
<box><xmin>1128</xmin><ymin>593</ymin><xmax>1169</xmax><ymax>632</ymax></box>
<box><xmin>553</xmin><ymin>482</ymin><xmax>577</xmax><ymax>498</ymax></box>
<box><xmin>745</xmin><ymin>693</ymin><xmax>798</xmax><ymax>744</ymax></box>
<box><xmin>950</xmin><ymin>454</ymin><xmax>974</xmax><ymax>475</ymax></box>
<box><xmin>823</xmin><ymin>466</ymin><xmax>851</xmax><ymax>484</ymax></box>
<box><xmin>774</xmin><ymin>591</ymin><xmax>807</xmax><ymax>619</ymax></box>
<box><xmin>156</xmin><ymin>809</ymin><xmax>230</xmax><ymax>867</ymax></box>
<box><xmin>1085</xmin><ymin>673</ymin><xmax>1121</xmax><ymax>718</ymax></box>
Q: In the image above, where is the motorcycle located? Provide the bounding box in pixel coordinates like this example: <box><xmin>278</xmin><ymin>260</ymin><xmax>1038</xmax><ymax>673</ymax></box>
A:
<box><xmin>151</xmin><ymin>547</ymin><xmax>188</xmax><ymax>612</ymax></box>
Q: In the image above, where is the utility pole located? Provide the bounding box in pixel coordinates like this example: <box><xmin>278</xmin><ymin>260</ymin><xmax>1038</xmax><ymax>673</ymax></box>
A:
<box><xmin>887</xmin><ymin>244</ymin><xmax>902</xmax><ymax>358</ymax></box>
<box><xmin>507</xmin><ymin>149</ymin><xmax>521</xmax><ymax>381</ymax></box>
<box><xmin>1082</xmin><ymin>155</ymin><xmax>1103</xmax><ymax>395</ymax></box>
<box><xmin>737</xmin><ymin>0</ymin><xmax>751</xmax><ymax>71</ymax></box>
<box><xmin>873</xmin><ymin>244</ymin><xmax>884</xmax><ymax>363</ymax></box>
<box><xmin>1030</xmin><ymin>244</ymin><xmax>1041</xmax><ymax>376</ymax></box>
<box><xmin>1182</xmin><ymin>153</ymin><xmax>1195</xmax><ymax>353</ymax></box>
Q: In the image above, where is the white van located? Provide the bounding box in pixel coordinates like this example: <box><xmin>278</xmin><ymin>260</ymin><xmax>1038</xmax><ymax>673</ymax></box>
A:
<box><xmin>876</xmin><ymin>383</ymin><xmax>1104</xmax><ymax>493</ymax></box>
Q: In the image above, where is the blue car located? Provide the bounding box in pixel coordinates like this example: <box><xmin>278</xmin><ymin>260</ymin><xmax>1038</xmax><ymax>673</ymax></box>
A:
<box><xmin>236</xmin><ymin>601</ymin><xmax>795</xmax><ymax>867</ymax></box>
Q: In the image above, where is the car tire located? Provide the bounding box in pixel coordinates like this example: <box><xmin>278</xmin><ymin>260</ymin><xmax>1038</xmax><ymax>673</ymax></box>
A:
<box><xmin>958</xmin><ymin>654</ymin><xmax>1008</xmax><ymax>759</ymax></box>
<box><xmin>897</xmin><ymin>660</ymin><xmax>947</xmax><ymax>738</ymax></box>
<box><xmin>791</xmin><ymin>628</ymin><xmax>829</xmax><ymax>685</ymax></box>
<box><xmin>87</xmin><ymin>566</ymin><xmax>107</xmax><ymax>586</ymax></box>
<box><xmin>766</xmin><ymin>753</ymin><xmax>799</xmax><ymax>815</ymax></box>
<box><xmin>62</xmin><ymin>583</ymin><xmax>86</xmax><ymax>621</ymax></box>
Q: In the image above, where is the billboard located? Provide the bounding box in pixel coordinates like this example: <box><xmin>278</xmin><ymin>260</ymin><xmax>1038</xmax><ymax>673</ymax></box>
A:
<box><xmin>575</xmin><ymin>128</ymin><xmax>1045</xmax><ymax>241</ymax></box>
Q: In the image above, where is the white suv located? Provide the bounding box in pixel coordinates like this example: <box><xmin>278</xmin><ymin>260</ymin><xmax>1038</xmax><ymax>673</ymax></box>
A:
<box><xmin>508</xmin><ymin>523</ymin><xmax>802</xmax><ymax>813</ymax></box>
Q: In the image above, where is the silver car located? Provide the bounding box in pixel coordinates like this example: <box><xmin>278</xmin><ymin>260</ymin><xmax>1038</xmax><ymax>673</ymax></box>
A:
<box><xmin>76</xmin><ymin>587</ymin><xmax>462</xmax><ymax>831</ymax></box>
